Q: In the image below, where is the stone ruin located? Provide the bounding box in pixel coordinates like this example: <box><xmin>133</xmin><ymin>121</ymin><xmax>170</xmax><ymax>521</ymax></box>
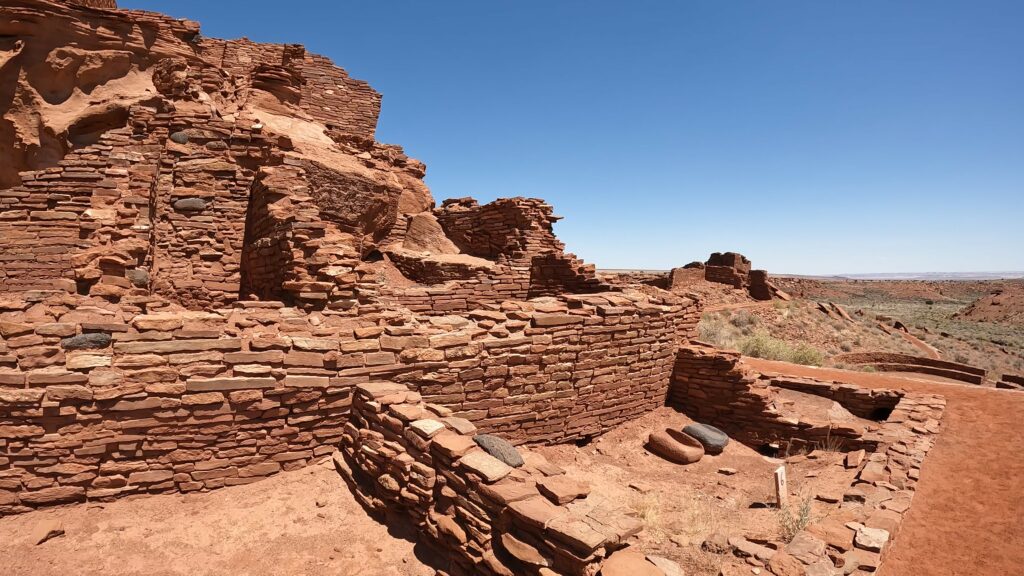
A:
<box><xmin>601</xmin><ymin>252</ymin><xmax>785</xmax><ymax>303</ymax></box>
<box><xmin>696</xmin><ymin>252</ymin><xmax>775</xmax><ymax>301</ymax></box>
<box><xmin>0</xmin><ymin>2</ymin><xmax>945</xmax><ymax>575</ymax></box>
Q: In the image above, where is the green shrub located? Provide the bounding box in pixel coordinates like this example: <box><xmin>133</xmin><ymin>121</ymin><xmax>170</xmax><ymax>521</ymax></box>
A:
<box><xmin>778</xmin><ymin>497</ymin><xmax>814</xmax><ymax>543</ymax></box>
<box><xmin>738</xmin><ymin>331</ymin><xmax>790</xmax><ymax>360</ymax></box>
<box><xmin>736</xmin><ymin>331</ymin><xmax>824</xmax><ymax>366</ymax></box>
<box><xmin>790</xmin><ymin>343</ymin><xmax>824</xmax><ymax>366</ymax></box>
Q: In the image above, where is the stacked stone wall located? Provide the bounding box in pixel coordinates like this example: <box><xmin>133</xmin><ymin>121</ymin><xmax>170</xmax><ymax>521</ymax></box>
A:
<box><xmin>597</xmin><ymin>271</ymin><xmax>670</xmax><ymax>290</ymax></box>
<box><xmin>0</xmin><ymin>301</ymin><xmax>369</xmax><ymax>515</ymax></box>
<box><xmin>150</xmin><ymin>112</ymin><xmax>276</xmax><ymax>309</ymax></box>
<box><xmin>768</xmin><ymin>376</ymin><xmax>903</xmax><ymax>420</ymax></box>
<box><xmin>834</xmin><ymin>352</ymin><xmax>987</xmax><ymax>385</ymax></box>
<box><xmin>407</xmin><ymin>293</ymin><xmax>685</xmax><ymax>444</ymax></box>
<box><xmin>300</xmin><ymin>54</ymin><xmax>382</xmax><ymax>138</ymax></box>
<box><xmin>670</xmin><ymin>343</ymin><xmax>947</xmax><ymax>573</ymax></box>
<box><xmin>401</xmin><ymin>197</ymin><xmax>610</xmax><ymax>313</ymax></box>
<box><xmin>436</xmin><ymin>197</ymin><xmax>564</xmax><ymax>259</ymax></box>
<box><xmin>669</xmin><ymin>344</ymin><xmax>884</xmax><ymax>450</ymax></box>
<box><xmin>198</xmin><ymin>38</ymin><xmax>381</xmax><ymax>140</ymax></box>
<box><xmin>338</xmin><ymin>381</ymin><xmax>645</xmax><ymax>576</ymax></box>
<box><xmin>62</xmin><ymin>0</ymin><xmax>117</xmax><ymax>8</ymax></box>
<box><xmin>704</xmin><ymin>265</ymin><xmax>747</xmax><ymax>288</ymax></box>
<box><xmin>0</xmin><ymin>105</ymin><xmax>164</xmax><ymax>297</ymax></box>
<box><xmin>0</xmin><ymin>288</ymin><xmax>685</xmax><ymax>514</ymax></box>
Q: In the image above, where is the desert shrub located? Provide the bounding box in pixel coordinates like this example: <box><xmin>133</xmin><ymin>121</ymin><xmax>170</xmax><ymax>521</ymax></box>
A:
<box><xmin>777</xmin><ymin>496</ymin><xmax>813</xmax><ymax>543</ymax></box>
<box><xmin>729</xmin><ymin>310</ymin><xmax>758</xmax><ymax>328</ymax></box>
<box><xmin>790</xmin><ymin>344</ymin><xmax>824</xmax><ymax>366</ymax></box>
<box><xmin>699</xmin><ymin>317</ymin><xmax>727</xmax><ymax>343</ymax></box>
<box><xmin>839</xmin><ymin>341</ymin><xmax>853</xmax><ymax>352</ymax></box>
<box><xmin>737</xmin><ymin>331</ymin><xmax>823</xmax><ymax>366</ymax></box>
<box><xmin>738</xmin><ymin>331</ymin><xmax>790</xmax><ymax>360</ymax></box>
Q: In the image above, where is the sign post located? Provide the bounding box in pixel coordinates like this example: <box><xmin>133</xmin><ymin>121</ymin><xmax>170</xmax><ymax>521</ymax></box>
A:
<box><xmin>774</xmin><ymin>466</ymin><xmax>788</xmax><ymax>508</ymax></box>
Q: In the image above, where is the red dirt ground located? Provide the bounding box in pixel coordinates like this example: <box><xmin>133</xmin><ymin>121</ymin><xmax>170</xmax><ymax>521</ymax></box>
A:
<box><xmin>0</xmin><ymin>460</ymin><xmax>434</xmax><ymax>576</ymax></box>
<box><xmin>956</xmin><ymin>283</ymin><xmax>1024</xmax><ymax>324</ymax></box>
<box><xmin>745</xmin><ymin>358</ymin><xmax>1024</xmax><ymax>576</ymax></box>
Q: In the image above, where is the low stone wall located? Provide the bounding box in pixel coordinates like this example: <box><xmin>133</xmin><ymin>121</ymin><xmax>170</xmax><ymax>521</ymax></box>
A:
<box><xmin>407</xmin><ymin>292</ymin><xmax>687</xmax><ymax>444</ymax></box>
<box><xmin>0</xmin><ymin>301</ymin><xmax>369</xmax><ymax>515</ymax></box>
<box><xmin>1</xmin><ymin>288</ymin><xmax>685</xmax><ymax>513</ymax></box>
<box><xmin>748</xmin><ymin>269</ymin><xmax>771</xmax><ymax>300</ymax></box>
<box><xmin>704</xmin><ymin>265</ymin><xmax>746</xmax><ymax>288</ymax></box>
<box><xmin>669</xmin><ymin>344</ymin><xmax>896</xmax><ymax>450</ymax></box>
<box><xmin>721</xmin><ymin>391</ymin><xmax>946</xmax><ymax>574</ymax></box>
<box><xmin>769</xmin><ymin>376</ymin><xmax>903</xmax><ymax>420</ymax></box>
<box><xmin>672</xmin><ymin>344</ymin><xmax>948</xmax><ymax>574</ymax></box>
<box><xmin>338</xmin><ymin>381</ymin><xmax>646</xmax><ymax>576</ymax></box>
<box><xmin>596</xmin><ymin>270</ymin><xmax>670</xmax><ymax>290</ymax></box>
<box><xmin>834</xmin><ymin>352</ymin><xmax>986</xmax><ymax>385</ymax></box>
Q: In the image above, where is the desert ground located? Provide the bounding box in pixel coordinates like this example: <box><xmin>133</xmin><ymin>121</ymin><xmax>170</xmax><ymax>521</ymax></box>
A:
<box><xmin>695</xmin><ymin>276</ymin><xmax>1024</xmax><ymax>381</ymax></box>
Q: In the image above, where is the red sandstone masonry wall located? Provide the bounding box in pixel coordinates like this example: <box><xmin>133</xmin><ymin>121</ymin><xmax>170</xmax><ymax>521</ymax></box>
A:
<box><xmin>768</xmin><ymin>376</ymin><xmax>903</xmax><ymax>420</ymax></box>
<box><xmin>300</xmin><ymin>54</ymin><xmax>381</xmax><ymax>138</ymax></box>
<box><xmin>0</xmin><ymin>105</ymin><xmax>162</xmax><ymax>297</ymax></box>
<box><xmin>408</xmin><ymin>293</ymin><xmax>685</xmax><ymax>444</ymax></box>
<box><xmin>436</xmin><ymin>197</ymin><xmax>564</xmax><ymax>259</ymax></box>
<box><xmin>198</xmin><ymin>38</ymin><xmax>381</xmax><ymax>140</ymax></box>
<box><xmin>63</xmin><ymin>0</ymin><xmax>117</xmax><ymax>8</ymax></box>
<box><xmin>338</xmin><ymin>382</ymin><xmax>645</xmax><ymax>576</ymax></box>
<box><xmin>668</xmin><ymin>344</ymin><xmax>883</xmax><ymax>450</ymax></box>
<box><xmin>0</xmin><ymin>289</ymin><xmax>684</xmax><ymax>513</ymax></box>
<box><xmin>0</xmin><ymin>301</ymin><xmax>373</xmax><ymax>514</ymax></box>
<box><xmin>392</xmin><ymin>197</ymin><xmax>609</xmax><ymax>315</ymax></box>
<box><xmin>150</xmin><ymin>113</ymin><xmax>277</xmax><ymax>309</ymax></box>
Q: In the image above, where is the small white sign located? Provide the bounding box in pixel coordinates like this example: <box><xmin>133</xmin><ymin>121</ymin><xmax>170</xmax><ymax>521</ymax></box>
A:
<box><xmin>774</xmin><ymin>465</ymin><xmax>789</xmax><ymax>508</ymax></box>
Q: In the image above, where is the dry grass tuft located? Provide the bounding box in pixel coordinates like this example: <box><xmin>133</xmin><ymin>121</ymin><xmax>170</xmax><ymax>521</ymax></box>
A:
<box><xmin>628</xmin><ymin>493</ymin><xmax>663</xmax><ymax>537</ymax></box>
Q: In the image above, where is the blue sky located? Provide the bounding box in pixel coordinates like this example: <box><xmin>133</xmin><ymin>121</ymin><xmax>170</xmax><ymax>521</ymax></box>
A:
<box><xmin>123</xmin><ymin>0</ymin><xmax>1023</xmax><ymax>274</ymax></box>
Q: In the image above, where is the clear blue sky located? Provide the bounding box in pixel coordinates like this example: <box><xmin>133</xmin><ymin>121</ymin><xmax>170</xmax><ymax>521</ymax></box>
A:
<box><xmin>123</xmin><ymin>0</ymin><xmax>1023</xmax><ymax>274</ymax></box>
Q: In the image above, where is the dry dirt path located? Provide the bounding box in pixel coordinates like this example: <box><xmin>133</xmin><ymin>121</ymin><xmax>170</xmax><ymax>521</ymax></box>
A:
<box><xmin>745</xmin><ymin>358</ymin><xmax>1024</xmax><ymax>576</ymax></box>
<box><xmin>0</xmin><ymin>459</ymin><xmax>433</xmax><ymax>576</ymax></box>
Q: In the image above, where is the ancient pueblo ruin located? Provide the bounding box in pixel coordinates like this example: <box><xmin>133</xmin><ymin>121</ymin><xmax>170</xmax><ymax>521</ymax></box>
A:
<box><xmin>1</xmin><ymin>2</ymin><xmax>1016</xmax><ymax>575</ymax></box>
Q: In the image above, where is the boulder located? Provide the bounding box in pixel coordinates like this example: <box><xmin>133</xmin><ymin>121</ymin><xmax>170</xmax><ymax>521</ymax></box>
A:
<box><xmin>473</xmin><ymin>434</ymin><xmax>524</xmax><ymax>468</ymax></box>
<box><xmin>682</xmin><ymin>422</ymin><xmax>729</xmax><ymax>455</ymax></box>
<box><xmin>646</xmin><ymin>428</ymin><xmax>704</xmax><ymax>465</ymax></box>
<box><xmin>768</xmin><ymin>551</ymin><xmax>807</xmax><ymax>576</ymax></box>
